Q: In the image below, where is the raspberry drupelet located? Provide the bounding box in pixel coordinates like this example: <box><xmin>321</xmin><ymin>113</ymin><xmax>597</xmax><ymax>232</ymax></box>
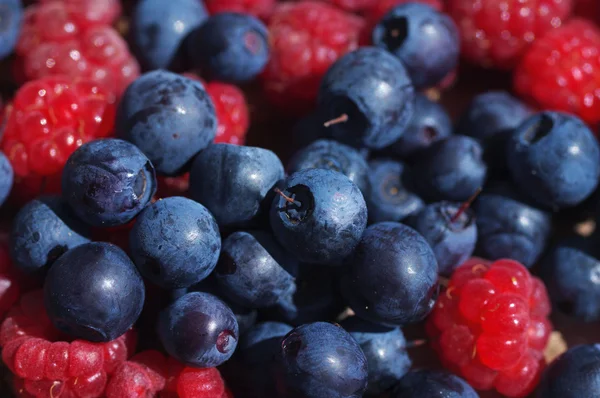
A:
<box><xmin>427</xmin><ymin>258</ymin><xmax>553</xmax><ymax>397</ymax></box>
<box><xmin>38</xmin><ymin>0</ymin><xmax>122</xmax><ymax>26</ymax></box>
<box><xmin>205</xmin><ymin>0</ymin><xmax>275</xmax><ymax>21</ymax></box>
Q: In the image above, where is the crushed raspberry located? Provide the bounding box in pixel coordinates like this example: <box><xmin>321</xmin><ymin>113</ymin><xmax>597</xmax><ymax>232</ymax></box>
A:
<box><xmin>514</xmin><ymin>19</ymin><xmax>600</xmax><ymax>126</ymax></box>
<box><xmin>427</xmin><ymin>258</ymin><xmax>553</xmax><ymax>397</ymax></box>
<box><xmin>39</xmin><ymin>0</ymin><xmax>122</xmax><ymax>26</ymax></box>
<box><xmin>447</xmin><ymin>0</ymin><xmax>572</xmax><ymax>69</ymax></box>
<box><xmin>16</xmin><ymin>1</ymin><xmax>139</xmax><ymax>97</ymax></box>
<box><xmin>260</xmin><ymin>2</ymin><xmax>364</xmax><ymax>114</ymax></box>
<box><xmin>205</xmin><ymin>0</ymin><xmax>275</xmax><ymax>21</ymax></box>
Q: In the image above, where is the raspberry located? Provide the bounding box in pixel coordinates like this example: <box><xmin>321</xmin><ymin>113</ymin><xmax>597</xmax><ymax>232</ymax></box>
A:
<box><xmin>260</xmin><ymin>2</ymin><xmax>364</xmax><ymax>114</ymax></box>
<box><xmin>205</xmin><ymin>0</ymin><xmax>275</xmax><ymax>21</ymax></box>
<box><xmin>177</xmin><ymin>367</ymin><xmax>226</xmax><ymax>398</ymax></box>
<box><xmin>105</xmin><ymin>362</ymin><xmax>155</xmax><ymax>398</ymax></box>
<box><xmin>130</xmin><ymin>350</ymin><xmax>168</xmax><ymax>392</ymax></box>
<box><xmin>323</xmin><ymin>0</ymin><xmax>378</xmax><ymax>12</ymax></box>
<box><xmin>514</xmin><ymin>19</ymin><xmax>600</xmax><ymax>126</ymax></box>
<box><xmin>574</xmin><ymin>0</ymin><xmax>600</xmax><ymax>24</ymax></box>
<box><xmin>16</xmin><ymin>1</ymin><xmax>139</xmax><ymax>97</ymax></box>
<box><xmin>39</xmin><ymin>0</ymin><xmax>122</xmax><ymax>26</ymax></box>
<box><xmin>447</xmin><ymin>0</ymin><xmax>572</xmax><ymax>69</ymax></box>
<box><xmin>427</xmin><ymin>259</ymin><xmax>553</xmax><ymax>397</ymax></box>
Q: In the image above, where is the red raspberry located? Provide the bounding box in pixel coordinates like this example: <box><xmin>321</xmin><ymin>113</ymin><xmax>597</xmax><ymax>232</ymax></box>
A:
<box><xmin>514</xmin><ymin>19</ymin><xmax>600</xmax><ymax>126</ymax></box>
<box><xmin>205</xmin><ymin>0</ymin><xmax>275</xmax><ymax>21</ymax></box>
<box><xmin>105</xmin><ymin>362</ymin><xmax>155</xmax><ymax>398</ymax></box>
<box><xmin>16</xmin><ymin>1</ymin><xmax>139</xmax><ymax>97</ymax></box>
<box><xmin>447</xmin><ymin>0</ymin><xmax>573</xmax><ymax>69</ymax></box>
<box><xmin>39</xmin><ymin>0</ymin><xmax>122</xmax><ymax>26</ymax></box>
<box><xmin>129</xmin><ymin>350</ymin><xmax>168</xmax><ymax>392</ymax></box>
<box><xmin>261</xmin><ymin>2</ymin><xmax>364</xmax><ymax>114</ymax></box>
<box><xmin>322</xmin><ymin>0</ymin><xmax>378</xmax><ymax>12</ymax></box>
<box><xmin>427</xmin><ymin>259</ymin><xmax>553</xmax><ymax>397</ymax></box>
<box><xmin>177</xmin><ymin>367</ymin><xmax>226</xmax><ymax>398</ymax></box>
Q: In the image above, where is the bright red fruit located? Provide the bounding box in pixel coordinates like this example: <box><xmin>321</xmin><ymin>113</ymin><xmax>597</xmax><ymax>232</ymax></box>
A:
<box><xmin>205</xmin><ymin>0</ymin><xmax>275</xmax><ymax>21</ymax></box>
<box><xmin>427</xmin><ymin>258</ymin><xmax>553</xmax><ymax>397</ymax></box>
<box><xmin>177</xmin><ymin>367</ymin><xmax>226</xmax><ymax>398</ymax></box>
<box><xmin>39</xmin><ymin>0</ymin><xmax>122</xmax><ymax>26</ymax></box>
<box><xmin>514</xmin><ymin>19</ymin><xmax>600</xmax><ymax>126</ymax></box>
<box><xmin>447</xmin><ymin>0</ymin><xmax>572</xmax><ymax>69</ymax></box>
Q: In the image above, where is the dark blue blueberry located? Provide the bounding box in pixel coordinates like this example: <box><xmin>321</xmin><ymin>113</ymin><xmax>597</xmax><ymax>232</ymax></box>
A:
<box><xmin>270</xmin><ymin>168</ymin><xmax>367</xmax><ymax>265</ymax></box>
<box><xmin>372</xmin><ymin>3</ymin><xmax>459</xmax><ymax>89</ymax></box>
<box><xmin>116</xmin><ymin>70</ymin><xmax>216</xmax><ymax>176</ymax></box>
<box><xmin>341</xmin><ymin>222</ymin><xmax>439</xmax><ymax>326</ymax></box>
<box><xmin>475</xmin><ymin>181</ymin><xmax>551</xmax><ymax>268</ymax></box>
<box><xmin>158</xmin><ymin>291</ymin><xmax>239</xmax><ymax>367</ymax></box>
<box><xmin>386</xmin><ymin>93</ymin><xmax>452</xmax><ymax>159</ymax></box>
<box><xmin>537</xmin><ymin>345</ymin><xmax>600</xmax><ymax>398</ymax></box>
<box><xmin>188</xmin><ymin>13</ymin><xmax>269</xmax><ymax>83</ymax></box>
<box><xmin>540</xmin><ymin>236</ymin><xmax>600</xmax><ymax>321</ymax></box>
<box><xmin>413</xmin><ymin>135</ymin><xmax>487</xmax><ymax>202</ymax></box>
<box><xmin>240</xmin><ymin>321</ymin><xmax>293</xmax><ymax>365</ymax></box>
<box><xmin>318</xmin><ymin>47</ymin><xmax>414</xmax><ymax>149</ymax></box>
<box><xmin>340</xmin><ymin>317</ymin><xmax>411</xmax><ymax>395</ymax></box>
<box><xmin>43</xmin><ymin>242</ymin><xmax>145</xmax><ymax>342</ymax></box>
<box><xmin>507</xmin><ymin>111</ymin><xmax>600</xmax><ymax>209</ymax></box>
<box><xmin>407</xmin><ymin>201</ymin><xmax>477</xmax><ymax>276</ymax></box>
<box><xmin>277</xmin><ymin>322</ymin><xmax>368</xmax><ymax>398</ymax></box>
<box><xmin>215</xmin><ymin>230</ymin><xmax>297</xmax><ymax>309</ymax></box>
<box><xmin>131</xmin><ymin>0</ymin><xmax>208</xmax><ymax>70</ymax></box>
<box><xmin>367</xmin><ymin>159</ymin><xmax>424</xmax><ymax>223</ymax></box>
<box><xmin>129</xmin><ymin>196</ymin><xmax>221</xmax><ymax>289</ymax></box>
<box><xmin>0</xmin><ymin>151</ymin><xmax>13</xmax><ymax>206</ymax></box>
<box><xmin>190</xmin><ymin>143</ymin><xmax>284</xmax><ymax>227</ymax></box>
<box><xmin>10</xmin><ymin>196</ymin><xmax>90</xmax><ymax>273</ymax></box>
<box><xmin>0</xmin><ymin>0</ymin><xmax>22</xmax><ymax>60</ymax></box>
<box><xmin>287</xmin><ymin>139</ymin><xmax>370</xmax><ymax>195</ymax></box>
<box><xmin>391</xmin><ymin>370</ymin><xmax>479</xmax><ymax>398</ymax></box>
<box><xmin>62</xmin><ymin>138</ymin><xmax>157</xmax><ymax>227</ymax></box>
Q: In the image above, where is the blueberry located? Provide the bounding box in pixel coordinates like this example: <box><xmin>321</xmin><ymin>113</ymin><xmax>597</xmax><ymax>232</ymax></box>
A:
<box><xmin>158</xmin><ymin>291</ymin><xmax>239</xmax><ymax>367</ymax></box>
<box><xmin>129</xmin><ymin>196</ymin><xmax>221</xmax><ymax>289</ymax></box>
<box><xmin>372</xmin><ymin>3</ymin><xmax>459</xmax><ymax>89</ymax></box>
<box><xmin>537</xmin><ymin>345</ymin><xmax>600</xmax><ymax>398</ymax></box>
<box><xmin>43</xmin><ymin>242</ymin><xmax>145</xmax><ymax>342</ymax></box>
<box><xmin>277</xmin><ymin>322</ymin><xmax>368</xmax><ymax>398</ymax></box>
<box><xmin>131</xmin><ymin>0</ymin><xmax>208</xmax><ymax>70</ymax></box>
<box><xmin>11</xmin><ymin>196</ymin><xmax>90</xmax><ymax>273</ymax></box>
<box><xmin>341</xmin><ymin>222</ymin><xmax>439</xmax><ymax>326</ymax></box>
<box><xmin>475</xmin><ymin>181</ymin><xmax>552</xmax><ymax>268</ymax></box>
<box><xmin>188</xmin><ymin>13</ymin><xmax>269</xmax><ymax>83</ymax></box>
<box><xmin>117</xmin><ymin>70</ymin><xmax>216</xmax><ymax>176</ymax></box>
<box><xmin>287</xmin><ymin>139</ymin><xmax>370</xmax><ymax>195</ymax></box>
<box><xmin>540</xmin><ymin>236</ymin><xmax>600</xmax><ymax>321</ymax></box>
<box><xmin>367</xmin><ymin>159</ymin><xmax>424</xmax><ymax>223</ymax></box>
<box><xmin>62</xmin><ymin>138</ymin><xmax>157</xmax><ymax>227</ymax></box>
<box><xmin>0</xmin><ymin>0</ymin><xmax>22</xmax><ymax>60</ymax></box>
<box><xmin>391</xmin><ymin>370</ymin><xmax>479</xmax><ymax>398</ymax></box>
<box><xmin>507</xmin><ymin>111</ymin><xmax>600</xmax><ymax>209</ymax></box>
<box><xmin>318</xmin><ymin>47</ymin><xmax>414</xmax><ymax>149</ymax></box>
<box><xmin>386</xmin><ymin>93</ymin><xmax>452</xmax><ymax>159</ymax></box>
<box><xmin>215</xmin><ymin>230</ymin><xmax>297</xmax><ymax>309</ymax></box>
<box><xmin>190</xmin><ymin>143</ymin><xmax>284</xmax><ymax>227</ymax></box>
<box><xmin>413</xmin><ymin>135</ymin><xmax>487</xmax><ymax>202</ymax></box>
<box><xmin>407</xmin><ymin>201</ymin><xmax>477</xmax><ymax>276</ymax></box>
<box><xmin>270</xmin><ymin>168</ymin><xmax>367</xmax><ymax>265</ymax></box>
<box><xmin>340</xmin><ymin>317</ymin><xmax>411</xmax><ymax>395</ymax></box>
<box><xmin>240</xmin><ymin>321</ymin><xmax>293</xmax><ymax>365</ymax></box>
<box><xmin>0</xmin><ymin>151</ymin><xmax>14</xmax><ymax>206</ymax></box>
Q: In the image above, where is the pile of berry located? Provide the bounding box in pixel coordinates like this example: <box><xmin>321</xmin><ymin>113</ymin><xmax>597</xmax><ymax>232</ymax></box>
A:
<box><xmin>0</xmin><ymin>0</ymin><xmax>599</xmax><ymax>397</ymax></box>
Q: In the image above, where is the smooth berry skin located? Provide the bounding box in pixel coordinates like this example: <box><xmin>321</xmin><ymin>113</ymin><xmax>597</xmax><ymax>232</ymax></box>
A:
<box><xmin>62</xmin><ymin>139</ymin><xmax>157</xmax><ymax>227</ymax></box>
<box><xmin>278</xmin><ymin>322</ymin><xmax>368</xmax><ymax>398</ymax></box>
<box><xmin>129</xmin><ymin>196</ymin><xmax>221</xmax><ymax>289</ymax></box>
<box><xmin>318</xmin><ymin>47</ymin><xmax>415</xmax><ymax>149</ymax></box>
<box><xmin>541</xmin><ymin>236</ymin><xmax>600</xmax><ymax>321</ymax></box>
<box><xmin>287</xmin><ymin>139</ymin><xmax>370</xmax><ymax>195</ymax></box>
<box><xmin>188</xmin><ymin>13</ymin><xmax>269</xmax><ymax>83</ymax></box>
<box><xmin>391</xmin><ymin>370</ymin><xmax>479</xmax><ymax>398</ymax></box>
<box><xmin>342</xmin><ymin>222</ymin><xmax>439</xmax><ymax>326</ymax></box>
<box><xmin>270</xmin><ymin>168</ymin><xmax>367</xmax><ymax>265</ymax></box>
<box><xmin>10</xmin><ymin>196</ymin><xmax>91</xmax><ymax>274</ymax></box>
<box><xmin>117</xmin><ymin>71</ymin><xmax>217</xmax><ymax>176</ymax></box>
<box><xmin>407</xmin><ymin>201</ymin><xmax>477</xmax><ymax>276</ymax></box>
<box><xmin>158</xmin><ymin>291</ymin><xmax>239</xmax><ymax>368</ymax></box>
<box><xmin>215</xmin><ymin>231</ymin><xmax>297</xmax><ymax>309</ymax></box>
<box><xmin>131</xmin><ymin>0</ymin><xmax>208</xmax><ymax>70</ymax></box>
<box><xmin>0</xmin><ymin>0</ymin><xmax>23</xmax><ymax>60</ymax></box>
<box><xmin>367</xmin><ymin>159</ymin><xmax>424</xmax><ymax>224</ymax></box>
<box><xmin>537</xmin><ymin>345</ymin><xmax>600</xmax><ymax>398</ymax></box>
<box><xmin>386</xmin><ymin>93</ymin><xmax>452</xmax><ymax>159</ymax></box>
<box><xmin>44</xmin><ymin>242</ymin><xmax>145</xmax><ymax>342</ymax></box>
<box><xmin>190</xmin><ymin>144</ymin><xmax>284</xmax><ymax>227</ymax></box>
<box><xmin>372</xmin><ymin>3</ymin><xmax>459</xmax><ymax>89</ymax></box>
<box><xmin>507</xmin><ymin>111</ymin><xmax>600</xmax><ymax>209</ymax></box>
<box><xmin>341</xmin><ymin>317</ymin><xmax>411</xmax><ymax>395</ymax></box>
<box><xmin>0</xmin><ymin>152</ymin><xmax>13</xmax><ymax>206</ymax></box>
<box><xmin>413</xmin><ymin>135</ymin><xmax>487</xmax><ymax>202</ymax></box>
